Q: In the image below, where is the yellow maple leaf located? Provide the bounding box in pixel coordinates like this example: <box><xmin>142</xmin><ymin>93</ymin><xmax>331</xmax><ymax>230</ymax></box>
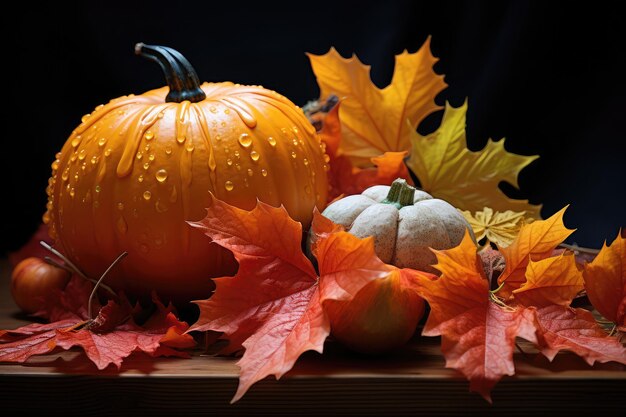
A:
<box><xmin>461</xmin><ymin>207</ymin><xmax>532</xmax><ymax>248</ymax></box>
<box><xmin>406</xmin><ymin>101</ymin><xmax>541</xmax><ymax>217</ymax></box>
<box><xmin>307</xmin><ymin>36</ymin><xmax>447</xmax><ymax>166</ymax></box>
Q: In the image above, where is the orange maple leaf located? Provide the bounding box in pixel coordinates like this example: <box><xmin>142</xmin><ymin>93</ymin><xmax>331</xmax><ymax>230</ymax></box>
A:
<box><xmin>308</xmin><ymin>37</ymin><xmax>446</xmax><ymax>166</ymax></box>
<box><xmin>188</xmin><ymin>197</ymin><xmax>387</xmax><ymax>402</ymax></box>
<box><xmin>498</xmin><ymin>206</ymin><xmax>575</xmax><ymax>297</ymax></box>
<box><xmin>414</xmin><ymin>231</ymin><xmax>538</xmax><ymax>403</ymax></box>
<box><xmin>319</xmin><ymin>101</ymin><xmax>412</xmax><ymax>201</ymax></box>
<box><xmin>512</xmin><ymin>253</ymin><xmax>584</xmax><ymax>307</ymax></box>
<box><xmin>583</xmin><ymin>231</ymin><xmax>626</xmax><ymax>326</ymax></box>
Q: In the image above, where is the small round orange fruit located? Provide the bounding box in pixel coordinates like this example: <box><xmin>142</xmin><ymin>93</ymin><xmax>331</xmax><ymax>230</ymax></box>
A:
<box><xmin>11</xmin><ymin>257</ymin><xmax>70</xmax><ymax>314</ymax></box>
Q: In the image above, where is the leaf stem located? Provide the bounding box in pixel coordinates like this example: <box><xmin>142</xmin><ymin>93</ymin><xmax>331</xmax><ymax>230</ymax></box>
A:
<box><xmin>40</xmin><ymin>241</ymin><xmax>117</xmax><ymax>297</ymax></box>
<box><xmin>88</xmin><ymin>252</ymin><xmax>128</xmax><ymax>320</ymax></box>
<box><xmin>490</xmin><ymin>280</ymin><xmax>506</xmax><ymax>295</ymax></box>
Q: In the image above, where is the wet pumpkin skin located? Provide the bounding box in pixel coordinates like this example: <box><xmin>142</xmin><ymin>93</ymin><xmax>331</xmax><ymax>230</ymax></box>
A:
<box><xmin>44</xmin><ymin>45</ymin><xmax>328</xmax><ymax>304</ymax></box>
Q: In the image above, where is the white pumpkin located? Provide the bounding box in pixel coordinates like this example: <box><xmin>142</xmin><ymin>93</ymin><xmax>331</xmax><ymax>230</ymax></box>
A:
<box><xmin>321</xmin><ymin>179</ymin><xmax>476</xmax><ymax>273</ymax></box>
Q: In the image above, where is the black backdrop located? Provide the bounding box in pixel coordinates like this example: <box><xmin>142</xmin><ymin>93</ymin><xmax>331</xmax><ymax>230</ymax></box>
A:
<box><xmin>3</xmin><ymin>1</ymin><xmax>625</xmax><ymax>255</ymax></box>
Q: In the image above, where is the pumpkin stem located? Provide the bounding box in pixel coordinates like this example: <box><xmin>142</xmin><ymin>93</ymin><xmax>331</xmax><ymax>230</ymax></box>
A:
<box><xmin>383</xmin><ymin>178</ymin><xmax>416</xmax><ymax>209</ymax></box>
<box><xmin>135</xmin><ymin>43</ymin><xmax>206</xmax><ymax>103</ymax></box>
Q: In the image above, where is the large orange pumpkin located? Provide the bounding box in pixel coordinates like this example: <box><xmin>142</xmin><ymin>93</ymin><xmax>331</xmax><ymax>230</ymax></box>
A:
<box><xmin>44</xmin><ymin>43</ymin><xmax>328</xmax><ymax>304</ymax></box>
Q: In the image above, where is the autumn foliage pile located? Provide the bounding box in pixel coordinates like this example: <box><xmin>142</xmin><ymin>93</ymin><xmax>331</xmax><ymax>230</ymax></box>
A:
<box><xmin>2</xmin><ymin>37</ymin><xmax>625</xmax><ymax>404</ymax></box>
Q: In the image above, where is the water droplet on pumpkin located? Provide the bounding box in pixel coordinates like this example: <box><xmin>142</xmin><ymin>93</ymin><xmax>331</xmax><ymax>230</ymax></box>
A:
<box><xmin>165</xmin><ymin>145</ymin><xmax>172</xmax><ymax>155</ymax></box>
<box><xmin>148</xmin><ymin>154</ymin><xmax>156</xmax><ymax>161</ymax></box>
<box><xmin>292</xmin><ymin>138</ymin><xmax>299</xmax><ymax>146</ymax></box>
<box><xmin>143</xmin><ymin>162</ymin><xmax>150</xmax><ymax>170</ymax></box>
<box><xmin>42</xmin><ymin>211</ymin><xmax>50</xmax><ymax>224</ymax></box>
<box><xmin>95</xmin><ymin>185</ymin><xmax>101</xmax><ymax>193</ymax></box>
<box><xmin>177</xmin><ymin>135</ymin><xmax>186</xmax><ymax>144</ymax></box>
<box><xmin>117</xmin><ymin>217</ymin><xmax>127</xmax><ymax>234</ymax></box>
<box><xmin>81</xmin><ymin>163</ymin><xmax>87</xmax><ymax>171</ymax></box>
<box><xmin>144</xmin><ymin>130</ymin><xmax>154</xmax><ymax>141</ymax></box>
<box><xmin>136</xmin><ymin>152</ymin><xmax>143</xmax><ymax>160</ymax></box>
<box><xmin>293</xmin><ymin>126</ymin><xmax>299</xmax><ymax>134</ymax></box>
<box><xmin>143</xmin><ymin>191</ymin><xmax>152</xmax><ymax>201</ymax></box>
<box><xmin>210</xmin><ymin>106</ymin><xmax>217</xmax><ymax>113</ymax></box>
<box><xmin>235</xmin><ymin>163</ymin><xmax>241</xmax><ymax>171</ymax></box>
<box><xmin>234</xmin><ymin>150</ymin><xmax>240</xmax><ymax>158</ymax></box>
<box><xmin>155</xmin><ymin>200</ymin><xmax>168</xmax><ymax>213</ymax></box>
<box><xmin>51</xmin><ymin>159</ymin><xmax>60</xmax><ymax>170</ymax></box>
<box><xmin>247</xmin><ymin>168</ymin><xmax>254</xmax><ymax>176</ymax></box>
<box><xmin>117</xmin><ymin>202</ymin><xmax>124</xmax><ymax>211</ymax></box>
<box><xmin>185</xmin><ymin>143</ymin><xmax>194</xmax><ymax>152</ymax></box>
<box><xmin>267</xmin><ymin>136</ymin><xmax>277</xmax><ymax>147</ymax></box>
<box><xmin>261</xmin><ymin>168</ymin><xmax>268</xmax><ymax>177</ymax></box>
<box><xmin>291</xmin><ymin>151</ymin><xmax>297</xmax><ymax>159</ymax></box>
<box><xmin>78</xmin><ymin>149</ymin><xmax>87</xmax><ymax>161</ymax></box>
<box><xmin>220</xmin><ymin>121</ymin><xmax>227</xmax><ymax>127</ymax></box>
<box><xmin>215</xmin><ymin>134</ymin><xmax>222</xmax><ymax>141</ymax></box>
<box><xmin>303</xmin><ymin>158</ymin><xmax>309</xmax><ymax>166</ymax></box>
<box><xmin>155</xmin><ymin>169</ymin><xmax>168</xmax><ymax>183</ymax></box>
<box><xmin>224</xmin><ymin>181</ymin><xmax>234</xmax><ymax>191</ymax></box>
<box><xmin>90</xmin><ymin>155</ymin><xmax>98</xmax><ymax>165</ymax></box>
<box><xmin>138</xmin><ymin>174</ymin><xmax>144</xmax><ymax>183</ymax></box>
<box><xmin>224</xmin><ymin>109</ymin><xmax>231</xmax><ymax>115</ymax></box>
<box><xmin>61</xmin><ymin>168</ymin><xmax>70</xmax><ymax>181</ymax></box>
<box><xmin>250</xmin><ymin>151</ymin><xmax>260</xmax><ymax>161</ymax></box>
<box><xmin>324</xmin><ymin>164</ymin><xmax>330</xmax><ymax>171</ymax></box>
<box><xmin>69</xmin><ymin>188</ymin><xmax>76</xmax><ymax>198</ymax></box>
<box><xmin>238</xmin><ymin>133</ymin><xmax>252</xmax><ymax>148</ymax></box>
<box><xmin>81</xmin><ymin>114</ymin><xmax>90</xmax><ymax>123</ymax></box>
<box><xmin>98</xmin><ymin>137</ymin><xmax>107</xmax><ymax>147</ymax></box>
<box><xmin>226</xmin><ymin>158</ymin><xmax>233</xmax><ymax>166</ymax></box>
<box><xmin>105</xmin><ymin>148</ymin><xmax>112</xmax><ymax>157</ymax></box>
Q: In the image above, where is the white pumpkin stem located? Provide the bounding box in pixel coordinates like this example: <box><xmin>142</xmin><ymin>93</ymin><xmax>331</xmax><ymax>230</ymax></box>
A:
<box><xmin>383</xmin><ymin>178</ymin><xmax>416</xmax><ymax>208</ymax></box>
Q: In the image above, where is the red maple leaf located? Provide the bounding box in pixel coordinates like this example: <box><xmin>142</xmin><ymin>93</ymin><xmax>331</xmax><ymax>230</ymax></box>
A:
<box><xmin>188</xmin><ymin>196</ymin><xmax>388</xmax><ymax>402</ymax></box>
<box><xmin>0</xmin><ymin>276</ymin><xmax>196</xmax><ymax>369</ymax></box>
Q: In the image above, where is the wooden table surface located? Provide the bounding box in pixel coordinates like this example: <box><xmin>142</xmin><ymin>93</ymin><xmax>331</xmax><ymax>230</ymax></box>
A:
<box><xmin>0</xmin><ymin>258</ymin><xmax>624</xmax><ymax>416</ymax></box>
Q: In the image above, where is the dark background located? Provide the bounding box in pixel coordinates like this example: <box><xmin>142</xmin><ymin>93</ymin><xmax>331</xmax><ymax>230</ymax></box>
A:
<box><xmin>3</xmin><ymin>1</ymin><xmax>625</xmax><ymax>255</ymax></box>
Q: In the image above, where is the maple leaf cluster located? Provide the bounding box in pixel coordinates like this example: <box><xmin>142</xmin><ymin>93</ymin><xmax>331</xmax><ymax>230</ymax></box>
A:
<box><xmin>416</xmin><ymin>207</ymin><xmax>626</xmax><ymax>402</ymax></box>
<box><xmin>0</xmin><ymin>270</ymin><xmax>196</xmax><ymax>369</ymax></box>
<box><xmin>306</xmin><ymin>37</ymin><xmax>540</xmax><ymax>217</ymax></box>
<box><xmin>185</xmin><ymin>199</ymin><xmax>624</xmax><ymax>403</ymax></box>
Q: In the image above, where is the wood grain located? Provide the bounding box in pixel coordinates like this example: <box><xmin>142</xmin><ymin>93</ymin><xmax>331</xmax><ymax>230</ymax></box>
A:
<box><xmin>0</xmin><ymin>258</ymin><xmax>624</xmax><ymax>416</ymax></box>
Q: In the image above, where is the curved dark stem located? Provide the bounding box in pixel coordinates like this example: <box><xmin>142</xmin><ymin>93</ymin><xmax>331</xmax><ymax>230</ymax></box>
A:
<box><xmin>135</xmin><ymin>42</ymin><xmax>206</xmax><ymax>103</ymax></box>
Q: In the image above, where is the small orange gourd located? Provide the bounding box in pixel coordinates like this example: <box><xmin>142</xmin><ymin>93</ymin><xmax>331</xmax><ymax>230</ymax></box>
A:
<box><xmin>44</xmin><ymin>43</ymin><xmax>328</xmax><ymax>304</ymax></box>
